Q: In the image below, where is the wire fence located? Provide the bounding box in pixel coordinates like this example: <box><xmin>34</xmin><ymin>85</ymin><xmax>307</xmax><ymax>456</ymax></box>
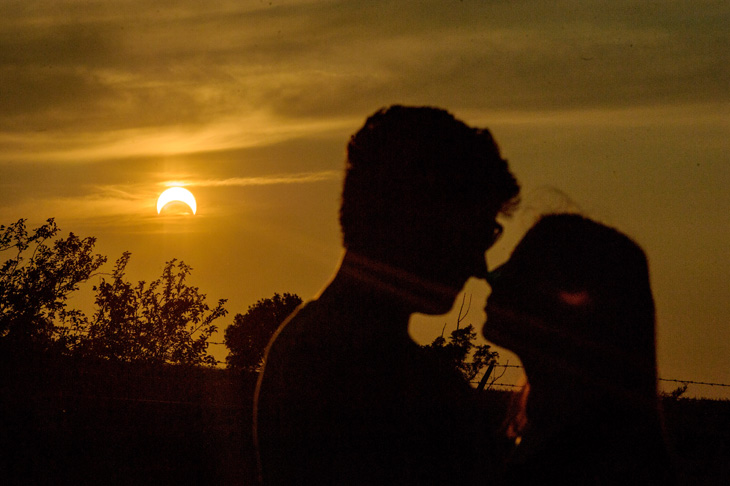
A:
<box><xmin>208</xmin><ymin>342</ymin><xmax>730</xmax><ymax>391</ymax></box>
<box><xmin>471</xmin><ymin>363</ymin><xmax>730</xmax><ymax>391</ymax></box>
<box><xmin>657</xmin><ymin>378</ymin><xmax>730</xmax><ymax>388</ymax></box>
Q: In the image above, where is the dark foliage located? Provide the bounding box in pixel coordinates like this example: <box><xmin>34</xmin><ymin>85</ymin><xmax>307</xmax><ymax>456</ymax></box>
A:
<box><xmin>1</xmin><ymin>217</ymin><xmax>226</xmax><ymax>366</ymax></box>
<box><xmin>2</xmin><ymin>353</ymin><xmax>726</xmax><ymax>485</ymax></box>
<box><xmin>662</xmin><ymin>397</ymin><xmax>730</xmax><ymax>484</ymax></box>
<box><xmin>422</xmin><ymin>295</ymin><xmax>499</xmax><ymax>384</ymax></box>
<box><xmin>0</xmin><ymin>353</ymin><xmax>260</xmax><ymax>486</ymax></box>
<box><xmin>80</xmin><ymin>252</ymin><xmax>227</xmax><ymax>366</ymax></box>
<box><xmin>0</xmin><ymin>218</ymin><xmax>106</xmax><ymax>353</ymax></box>
<box><xmin>224</xmin><ymin>293</ymin><xmax>302</xmax><ymax>372</ymax></box>
<box><xmin>423</xmin><ymin>323</ymin><xmax>499</xmax><ymax>383</ymax></box>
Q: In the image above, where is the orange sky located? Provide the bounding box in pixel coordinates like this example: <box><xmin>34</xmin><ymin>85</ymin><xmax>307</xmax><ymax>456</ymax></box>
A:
<box><xmin>1</xmin><ymin>1</ymin><xmax>728</xmax><ymax>398</ymax></box>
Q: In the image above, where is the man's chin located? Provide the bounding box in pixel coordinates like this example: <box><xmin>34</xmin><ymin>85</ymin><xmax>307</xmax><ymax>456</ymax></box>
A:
<box><xmin>421</xmin><ymin>301</ymin><xmax>455</xmax><ymax>316</ymax></box>
<box><xmin>482</xmin><ymin>320</ymin><xmax>511</xmax><ymax>348</ymax></box>
<box><xmin>414</xmin><ymin>289</ymin><xmax>461</xmax><ymax>316</ymax></box>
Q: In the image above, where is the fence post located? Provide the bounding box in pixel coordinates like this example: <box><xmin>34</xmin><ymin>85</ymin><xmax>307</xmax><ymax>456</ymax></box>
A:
<box><xmin>476</xmin><ymin>362</ymin><xmax>496</xmax><ymax>392</ymax></box>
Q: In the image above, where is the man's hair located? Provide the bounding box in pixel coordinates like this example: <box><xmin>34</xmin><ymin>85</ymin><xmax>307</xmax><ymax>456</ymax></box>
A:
<box><xmin>340</xmin><ymin>105</ymin><xmax>520</xmax><ymax>251</ymax></box>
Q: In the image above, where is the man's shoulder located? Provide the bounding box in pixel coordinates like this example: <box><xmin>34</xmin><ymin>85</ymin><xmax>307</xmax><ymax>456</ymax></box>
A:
<box><xmin>268</xmin><ymin>299</ymin><xmax>340</xmax><ymax>349</ymax></box>
<box><xmin>261</xmin><ymin>299</ymin><xmax>345</xmax><ymax>377</ymax></box>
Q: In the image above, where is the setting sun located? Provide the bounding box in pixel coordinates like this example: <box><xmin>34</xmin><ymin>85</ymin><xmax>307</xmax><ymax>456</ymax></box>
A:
<box><xmin>157</xmin><ymin>187</ymin><xmax>197</xmax><ymax>215</ymax></box>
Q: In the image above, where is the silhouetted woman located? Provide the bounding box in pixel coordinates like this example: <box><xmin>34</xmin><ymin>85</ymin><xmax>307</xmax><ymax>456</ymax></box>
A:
<box><xmin>484</xmin><ymin>214</ymin><xmax>674</xmax><ymax>485</ymax></box>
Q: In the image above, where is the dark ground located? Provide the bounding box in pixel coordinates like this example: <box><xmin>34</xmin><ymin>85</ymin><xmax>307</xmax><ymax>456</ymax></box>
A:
<box><xmin>1</xmin><ymin>354</ymin><xmax>728</xmax><ymax>485</ymax></box>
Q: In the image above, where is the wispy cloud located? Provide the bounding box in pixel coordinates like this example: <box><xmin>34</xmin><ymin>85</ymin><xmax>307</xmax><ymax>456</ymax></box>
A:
<box><xmin>0</xmin><ymin>114</ymin><xmax>357</xmax><ymax>163</ymax></box>
<box><xmin>0</xmin><ymin>190</ymin><xmax>155</xmax><ymax>232</ymax></box>
<box><xmin>178</xmin><ymin>171</ymin><xmax>341</xmax><ymax>188</ymax></box>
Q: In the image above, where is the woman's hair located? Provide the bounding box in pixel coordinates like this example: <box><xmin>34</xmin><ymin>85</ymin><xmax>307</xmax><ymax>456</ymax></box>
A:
<box><xmin>507</xmin><ymin>214</ymin><xmax>657</xmax><ymax>389</ymax></box>
<box><xmin>496</xmin><ymin>214</ymin><xmax>660</xmax><ymax>437</ymax></box>
<box><xmin>496</xmin><ymin>214</ymin><xmax>674</xmax><ymax>482</ymax></box>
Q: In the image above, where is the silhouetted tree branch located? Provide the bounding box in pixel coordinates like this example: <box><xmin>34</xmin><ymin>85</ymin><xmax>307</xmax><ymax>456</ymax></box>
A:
<box><xmin>0</xmin><ymin>218</ymin><xmax>106</xmax><ymax>353</ymax></box>
<box><xmin>79</xmin><ymin>252</ymin><xmax>227</xmax><ymax>366</ymax></box>
<box><xmin>423</xmin><ymin>294</ymin><xmax>499</xmax><ymax>383</ymax></box>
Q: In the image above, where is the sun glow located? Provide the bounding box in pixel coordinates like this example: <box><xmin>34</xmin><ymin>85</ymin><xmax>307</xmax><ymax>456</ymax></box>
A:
<box><xmin>157</xmin><ymin>187</ymin><xmax>197</xmax><ymax>215</ymax></box>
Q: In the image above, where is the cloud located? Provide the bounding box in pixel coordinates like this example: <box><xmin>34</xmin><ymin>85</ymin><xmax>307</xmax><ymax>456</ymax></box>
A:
<box><xmin>0</xmin><ymin>187</ymin><xmax>154</xmax><ymax>232</ymax></box>
<box><xmin>2</xmin><ymin>0</ymin><xmax>726</xmax><ymax>138</ymax></box>
<box><xmin>0</xmin><ymin>112</ymin><xmax>357</xmax><ymax>163</ymax></box>
<box><xmin>178</xmin><ymin>171</ymin><xmax>341</xmax><ymax>188</ymax></box>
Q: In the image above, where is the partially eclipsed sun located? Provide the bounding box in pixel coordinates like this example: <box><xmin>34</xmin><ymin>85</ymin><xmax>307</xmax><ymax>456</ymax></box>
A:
<box><xmin>157</xmin><ymin>187</ymin><xmax>197</xmax><ymax>215</ymax></box>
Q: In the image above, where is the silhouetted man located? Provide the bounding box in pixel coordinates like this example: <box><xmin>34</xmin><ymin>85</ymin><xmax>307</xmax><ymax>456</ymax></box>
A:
<box><xmin>254</xmin><ymin>106</ymin><xmax>520</xmax><ymax>485</ymax></box>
